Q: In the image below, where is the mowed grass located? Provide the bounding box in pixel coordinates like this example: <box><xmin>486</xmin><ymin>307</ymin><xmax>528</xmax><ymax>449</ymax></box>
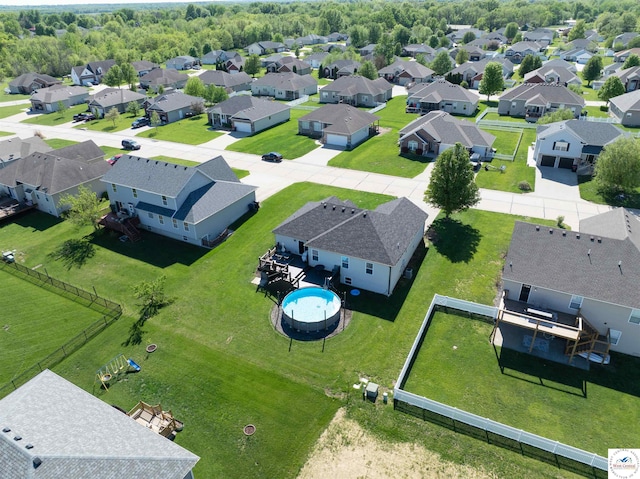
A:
<box><xmin>226</xmin><ymin>109</ymin><xmax>318</xmax><ymax>159</ymax></box>
<box><xmin>44</xmin><ymin>138</ymin><xmax>78</xmax><ymax>149</ymax></box>
<box><xmin>578</xmin><ymin>175</ymin><xmax>640</xmax><ymax>209</ymax></box>
<box><xmin>21</xmin><ymin>104</ymin><xmax>88</xmax><ymax>126</ymax></box>
<box><xmin>0</xmin><ymin>103</ymin><xmax>29</xmax><ymax>119</ymax></box>
<box><xmin>150</xmin><ymin>155</ymin><xmax>250</xmax><ymax>178</ymax></box>
<box><xmin>475</xmin><ymin>129</ymin><xmax>536</xmax><ymax>193</ymax></box>
<box><xmin>0</xmin><ymin>80</ymin><xmax>31</xmax><ymax>103</ymax></box>
<box><xmin>403</xmin><ymin>310</ymin><xmax>640</xmax><ymax>456</ymax></box>
<box><xmin>0</xmin><ymin>268</ymin><xmax>105</xmax><ymax>386</ymax></box>
<box><xmin>79</xmin><ymin>112</ymin><xmax>139</xmax><ymax>132</ymax></box>
<box><xmin>481</xmin><ymin>128</ymin><xmax>521</xmax><ymax>156</ymax></box>
<box><xmin>136</xmin><ymin>115</ymin><xmax>223</xmax><ymax>145</ymax></box>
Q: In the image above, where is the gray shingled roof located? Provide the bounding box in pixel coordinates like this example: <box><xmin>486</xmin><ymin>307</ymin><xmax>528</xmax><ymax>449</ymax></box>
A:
<box><xmin>499</xmin><ymin>83</ymin><xmax>585</xmax><ymax>106</ymax></box>
<box><xmin>450</xmin><ymin>58</ymin><xmax>513</xmax><ymax>76</ymax></box>
<box><xmin>407</xmin><ymin>79</ymin><xmax>478</xmax><ymax>104</ymax></box>
<box><xmin>613</xmin><ymin>65</ymin><xmax>640</xmax><ymax>84</ymax></box>
<box><xmin>139</xmin><ymin>68</ymin><xmax>188</xmax><ymax>83</ymax></box>
<box><xmin>207</xmin><ymin>95</ymin><xmax>289</xmax><ymax>120</ymax></box>
<box><xmin>523</xmin><ymin>65</ymin><xmax>580</xmax><ymax>84</ymax></box>
<box><xmin>174</xmin><ymin>180</ymin><xmax>256</xmax><ymax>223</ymax></box>
<box><xmin>89</xmin><ymin>88</ymin><xmax>146</xmax><ymax>109</ymax></box>
<box><xmin>273</xmin><ymin>197</ymin><xmax>427</xmax><ymax>266</ymax></box>
<box><xmin>252</xmin><ymin>72</ymin><xmax>317</xmax><ymax>91</ymax></box>
<box><xmin>199</xmin><ymin>70</ymin><xmax>251</xmax><ymax>89</ymax></box>
<box><xmin>299</xmin><ymin>104</ymin><xmax>379</xmax><ymax>135</ymax></box>
<box><xmin>507</xmin><ymin>41</ymin><xmax>543</xmax><ymax>53</ymax></box>
<box><xmin>609</xmin><ymin>89</ymin><xmax>640</xmax><ymax>113</ymax></box>
<box><xmin>378</xmin><ymin>59</ymin><xmax>434</xmax><ymax>78</ymax></box>
<box><xmin>30</xmin><ymin>85</ymin><xmax>88</xmax><ymax>104</ymax></box>
<box><xmin>536</xmin><ymin>120</ymin><xmax>625</xmax><ymax>147</ymax></box>
<box><xmin>503</xmin><ymin>217</ymin><xmax>640</xmax><ymax>309</ymax></box>
<box><xmin>146</xmin><ymin>91</ymin><xmax>203</xmax><ymax>113</ymax></box>
<box><xmin>399</xmin><ymin>111</ymin><xmax>495</xmax><ymax>148</ymax></box>
<box><xmin>9</xmin><ymin>72</ymin><xmax>60</xmax><ymax>89</ymax></box>
<box><xmin>0</xmin><ymin>136</ymin><xmax>51</xmax><ymax>163</ymax></box>
<box><xmin>320</xmin><ymin>75</ymin><xmax>392</xmax><ymax>98</ymax></box>
<box><xmin>0</xmin><ymin>370</ymin><xmax>198</xmax><ymax>479</ymax></box>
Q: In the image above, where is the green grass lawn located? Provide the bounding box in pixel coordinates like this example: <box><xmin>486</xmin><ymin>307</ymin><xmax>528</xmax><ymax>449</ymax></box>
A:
<box><xmin>0</xmin><ymin>83</ymin><xmax>30</xmax><ymax>103</ymax></box>
<box><xmin>0</xmin><ymin>186</ymin><xmax>576</xmax><ymax>478</ymax></box>
<box><xmin>475</xmin><ymin>129</ymin><xmax>536</xmax><ymax>193</ymax></box>
<box><xmin>226</xmin><ymin>109</ymin><xmax>318</xmax><ymax>159</ymax></box>
<box><xmin>150</xmin><ymin>155</ymin><xmax>250</xmax><ymax>178</ymax></box>
<box><xmin>403</xmin><ymin>310</ymin><xmax>640</xmax><ymax>456</ymax></box>
<box><xmin>483</xmin><ymin>112</ymin><xmax>529</xmax><ymax>123</ymax></box>
<box><xmin>578</xmin><ymin>175</ymin><xmax>640</xmax><ymax>209</ymax></box>
<box><xmin>310</xmin><ymin>69</ymin><xmax>332</xmax><ymax>86</ymax></box>
<box><xmin>0</xmin><ymin>268</ymin><xmax>105</xmax><ymax>386</ymax></box>
<box><xmin>584</xmin><ymin>105</ymin><xmax>610</xmax><ymax>118</ymax></box>
<box><xmin>136</xmin><ymin>116</ymin><xmax>223</xmax><ymax>145</ymax></box>
<box><xmin>0</xmin><ymin>103</ymin><xmax>29</xmax><ymax>119</ymax></box>
<box><xmin>0</xmin><ymin>131</ymin><xmax>12</xmax><ymax>137</ymax></box>
<box><xmin>44</xmin><ymin>138</ymin><xmax>78</xmax><ymax>149</ymax></box>
<box><xmin>481</xmin><ymin>128</ymin><xmax>521</xmax><ymax>156</ymax></box>
<box><xmin>21</xmin><ymin>104</ymin><xmax>88</xmax><ymax>126</ymax></box>
<box><xmin>79</xmin><ymin>112</ymin><xmax>139</xmax><ymax>133</ymax></box>
<box><xmin>580</xmin><ymin>81</ymin><xmax>601</xmax><ymax>102</ymax></box>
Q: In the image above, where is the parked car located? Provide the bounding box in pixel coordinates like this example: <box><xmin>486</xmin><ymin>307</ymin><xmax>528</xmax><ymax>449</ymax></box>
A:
<box><xmin>73</xmin><ymin>112</ymin><xmax>94</xmax><ymax>122</ymax></box>
<box><xmin>2</xmin><ymin>251</ymin><xmax>15</xmax><ymax>263</ymax></box>
<box><xmin>122</xmin><ymin>139</ymin><xmax>141</xmax><ymax>150</ymax></box>
<box><xmin>131</xmin><ymin>117</ymin><xmax>150</xmax><ymax>128</ymax></box>
<box><xmin>107</xmin><ymin>154</ymin><xmax>122</xmax><ymax>165</ymax></box>
<box><xmin>261</xmin><ymin>152</ymin><xmax>283</xmax><ymax>162</ymax></box>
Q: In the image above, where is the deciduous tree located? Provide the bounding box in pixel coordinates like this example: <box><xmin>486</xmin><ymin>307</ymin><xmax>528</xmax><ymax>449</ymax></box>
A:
<box><xmin>595</xmin><ymin>137</ymin><xmax>640</xmax><ymax>193</ymax></box>
<box><xmin>431</xmin><ymin>50</ymin><xmax>452</xmax><ymax>76</ymax></box>
<box><xmin>58</xmin><ymin>185</ymin><xmax>102</xmax><ymax>230</ymax></box>
<box><xmin>504</xmin><ymin>22</ymin><xmax>519</xmax><ymax>43</ymax></box>
<box><xmin>105</xmin><ymin>106</ymin><xmax>119</xmax><ymax>127</ymax></box>
<box><xmin>598</xmin><ymin>76</ymin><xmax>625</xmax><ymax>105</ymax></box>
<box><xmin>582</xmin><ymin>55</ymin><xmax>603</xmax><ymax>86</ymax></box>
<box><xmin>244</xmin><ymin>54</ymin><xmax>261</xmax><ymax>77</ymax></box>
<box><xmin>359</xmin><ymin>60</ymin><xmax>377</xmax><ymax>80</ymax></box>
<box><xmin>518</xmin><ymin>54</ymin><xmax>542</xmax><ymax>76</ymax></box>
<box><xmin>455</xmin><ymin>48</ymin><xmax>468</xmax><ymax>65</ymax></box>
<box><xmin>537</xmin><ymin>108</ymin><xmax>575</xmax><ymax>124</ymax></box>
<box><xmin>479</xmin><ymin>61</ymin><xmax>504</xmax><ymax>100</ymax></box>
<box><xmin>126</xmin><ymin>101</ymin><xmax>139</xmax><ymax>117</ymax></box>
<box><xmin>622</xmin><ymin>54</ymin><xmax>640</xmax><ymax>70</ymax></box>
<box><xmin>204</xmin><ymin>84</ymin><xmax>228</xmax><ymax>105</ymax></box>
<box><xmin>184</xmin><ymin>76</ymin><xmax>205</xmax><ymax>97</ymax></box>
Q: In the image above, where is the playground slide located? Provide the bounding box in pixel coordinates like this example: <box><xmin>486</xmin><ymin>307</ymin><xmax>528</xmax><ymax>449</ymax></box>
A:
<box><xmin>127</xmin><ymin>358</ymin><xmax>141</xmax><ymax>372</ymax></box>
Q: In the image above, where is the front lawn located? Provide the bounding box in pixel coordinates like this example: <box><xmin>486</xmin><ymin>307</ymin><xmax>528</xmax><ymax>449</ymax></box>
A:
<box><xmin>21</xmin><ymin>104</ymin><xmax>88</xmax><ymax>126</ymax></box>
<box><xmin>403</xmin><ymin>310</ymin><xmax>640</xmax><ymax>456</ymax></box>
<box><xmin>44</xmin><ymin>138</ymin><xmax>78</xmax><ymax>149</ymax></box>
<box><xmin>578</xmin><ymin>175</ymin><xmax>640</xmax><ymax>209</ymax></box>
<box><xmin>475</xmin><ymin>129</ymin><xmax>536</xmax><ymax>193</ymax></box>
<box><xmin>79</xmin><ymin>112</ymin><xmax>139</xmax><ymax>133</ymax></box>
<box><xmin>0</xmin><ymin>81</ymin><xmax>31</xmax><ymax>103</ymax></box>
<box><xmin>225</xmin><ymin>109</ymin><xmax>318</xmax><ymax>159</ymax></box>
<box><xmin>0</xmin><ymin>103</ymin><xmax>29</xmax><ymax>119</ymax></box>
<box><xmin>135</xmin><ymin>115</ymin><xmax>223</xmax><ymax>145</ymax></box>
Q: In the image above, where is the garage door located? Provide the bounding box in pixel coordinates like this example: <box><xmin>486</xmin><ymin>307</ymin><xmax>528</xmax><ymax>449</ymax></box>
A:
<box><xmin>234</xmin><ymin>121</ymin><xmax>252</xmax><ymax>133</ymax></box>
<box><xmin>558</xmin><ymin>157</ymin><xmax>574</xmax><ymax>169</ymax></box>
<box><xmin>326</xmin><ymin>134</ymin><xmax>348</xmax><ymax>147</ymax></box>
<box><xmin>540</xmin><ymin>155</ymin><xmax>555</xmax><ymax>167</ymax></box>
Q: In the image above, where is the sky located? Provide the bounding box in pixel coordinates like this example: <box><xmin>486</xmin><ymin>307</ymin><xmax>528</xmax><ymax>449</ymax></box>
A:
<box><xmin>0</xmin><ymin>0</ymin><xmax>202</xmax><ymax>5</ymax></box>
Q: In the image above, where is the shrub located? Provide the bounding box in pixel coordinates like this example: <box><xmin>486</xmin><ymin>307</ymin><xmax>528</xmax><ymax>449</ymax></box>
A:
<box><xmin>600</xmin><ymin>105</ymin><xmax>609</xmax><ymax>112</ymax></box>
<box><xmin>557</xmin><ymin>215</ymin><xmax>565</xmax><ymax>228</ymax></box>
<box><xmin>401</xmin><ymin>146</ymin><xmax>409</xmax><ymax>153</ymax></box>
<box><xmin>460</xmin><ymin>80</ymin><xmax>469</xmax><ymax>89</ymax></box>
<box><xmin>416</xmin><ymin>149</ymin><xmax>423</xmax><ymax>156</ymax></box>
<box><xmin>518</xmin><ymin>180</ymin><xmax>531</xmax><ymax>191</ymax></box>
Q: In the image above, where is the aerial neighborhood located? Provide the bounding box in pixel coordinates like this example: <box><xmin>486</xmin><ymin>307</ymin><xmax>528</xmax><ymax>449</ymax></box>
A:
<box><xmin>0</xmin><ymin>1</ymin><xmax>639</xmax><ymax>478</ymax></box>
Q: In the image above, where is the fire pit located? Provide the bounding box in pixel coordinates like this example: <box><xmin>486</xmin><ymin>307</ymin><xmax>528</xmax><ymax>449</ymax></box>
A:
<box><xmin>146</xmin><ymin>344</ymin><xmax>157</xmax><ymax>353</ymax></box>
<box><xmin>243</xmin><ymin>424</ymin><xmax>256</xmax><ymax>436</ymax></box>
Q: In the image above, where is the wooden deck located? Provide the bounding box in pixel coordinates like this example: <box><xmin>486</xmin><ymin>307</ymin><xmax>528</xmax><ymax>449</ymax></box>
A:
<box><xmin>496</xmin><ymin>310</ymin><xmax>580</xmax><ymax>342</ymax></box>
<box><xmin>0</xmin><ymin>199</ymin><xmax>36</xmax><ymax>221</ymax></box>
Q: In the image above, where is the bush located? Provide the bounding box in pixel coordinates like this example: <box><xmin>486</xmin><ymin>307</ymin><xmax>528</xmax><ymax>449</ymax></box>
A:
<box><xmin>416</xmin><ymin>149</ymin><xmax>423</xmax><ymax>156</ymax></box>
<box><xmin>460</xmin><ymin>80</ymin><xmax>469</xmax><ymax>89</ymax></box>
<box><xmin>557</xmin><ymin>215</ymin><xmax>565</xmax><ymax>228</ymax></box>
<box><xmin>600</xmin><ymin>105</ymin><xmax>609</xmax><ymax>112</ymax></box>
<box><xmin>401</xmin><ymin>146</ymin><xmax>408</xmax><ymax>153</ymax></box>
<box><xmin>518</xmin><ymin>180</ymin><xmax>531</xmax><ymax>191</ymax></box>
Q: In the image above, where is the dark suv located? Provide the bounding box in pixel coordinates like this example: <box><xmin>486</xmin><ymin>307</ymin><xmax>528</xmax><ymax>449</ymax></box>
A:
<box><xmin>261</xmin><ymin>152</ymin><xmax>283</xmax><ymax>162</ymax></box>
<box><xmin>131</xmin><ymin>117</ymin><xmax>150</xmax><ymax>128</ymax></box>
<box><xmin>122</xmin><ymin>139</ymin><xmax>141</xmax><ymax>150</ymax></box>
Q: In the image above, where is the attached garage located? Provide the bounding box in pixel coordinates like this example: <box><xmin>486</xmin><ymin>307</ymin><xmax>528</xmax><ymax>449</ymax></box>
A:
<box><xmin>558</xmin><ymin>157</ymin><xmax>575</xmax><ymax>169</ymax></box>
<box><xmin>233</xmin><ymin>121</ymin><xmax>252</xmax><ymax>133</ymax></box>
<box><xmin>325</xmin><ymin>133</ymin><xmax>348</xmax><ymax>147</ymax></box>
<box><xmin>540</xmin><ymin>155</ymin><xmax>555</xmax><ymax>167</ymax></box>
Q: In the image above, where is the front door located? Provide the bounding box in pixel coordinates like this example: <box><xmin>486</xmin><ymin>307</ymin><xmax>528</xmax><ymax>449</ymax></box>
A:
<box><xmin>519</xmin><ymin>284</ymin><xmax>531</xmax><ymax>302</ymax></box>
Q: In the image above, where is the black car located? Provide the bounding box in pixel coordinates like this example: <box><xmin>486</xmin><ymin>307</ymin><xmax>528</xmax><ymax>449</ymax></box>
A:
<box><xmin>261</xmin><ymin>152</ymin><xmax>283</xmax><ymax>162</ymax></box>
<box><xmin>73</xmin><ymin>112</ymin><xmax>94</xmax><ymax>122</ymax></box>
<box><xmin>122</xmin><ymin>139</ymin><xmax>141</xmax><ymax>150</ymax></box>
<box><xmin>131</xmin><ymin>117</ymin><xmax>150</xmax><ymax>128</ymax></box>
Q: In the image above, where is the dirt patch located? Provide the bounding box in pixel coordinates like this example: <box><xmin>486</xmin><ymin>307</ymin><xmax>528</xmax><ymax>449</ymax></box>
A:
<box><xmin>298</xmin><ymin>408</ymin><xmax>497</xmax><ymax>479</ymax></box>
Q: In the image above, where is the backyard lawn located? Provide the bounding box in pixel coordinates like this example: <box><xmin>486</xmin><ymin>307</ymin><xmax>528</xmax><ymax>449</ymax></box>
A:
<box><xmin>475</xmin><ymin>129</ymin><xmax>536</xmax><ymax>193</ymax></box>
<box><xmin>0</xmin><ymin>80</ymin><xmax>31</xmax><ymax>103</ymax></box>
<box><xmin>480</xmin><ymin>128</ymin><xmax>521</xmax><ymax>156</ymax></box>
<box><xmin>583</xmin><ymin>105</ymin><xmax>610</xmax><ymax>118</ymax></box>
<box><xmin>0</xmin><ymin>103</ymin><xmax>29</xmax><ymax>119</ymax></box>
<box><xmin>402</xmin><ymin>310</ymin><xmax>640</xmax><ymax>456</ymax></box>
<box><xmin>21</xmin><ymin>104</ymin><xmax>88</xmax><ymax>126</ymax></box>
<box><xmin>44</xmin><ymin>138</ymin><xmax>78</xmax><ymax>149</ymax></box>
<box><xmin>225</xmin><ymin>109</ymin><xmax>318</xmax><ymax>159</ymax></box>
<box><xmin>136</xmin><ymin>115</ymin><xmax>223</xmax><ymax>145</ymax></box>
<box><xmin>0</xmin><ymin>185</ymin><xmax>577</xmax><ymax>478</ymax></box>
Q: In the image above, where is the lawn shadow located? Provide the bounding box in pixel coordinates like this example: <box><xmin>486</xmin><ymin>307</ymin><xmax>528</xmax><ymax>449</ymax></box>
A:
<box><xmin>586</xmin><ymin>352</ymin><xmax>640</xmax><ymax>398</ymax></box>
<box><xmin>48</xmin><ymin>237</ymin><xmax>95</xmax><ymax>269</ymax></box>
<box><xmin>342</xmin><ymin>240</ymin><xmax>428</xmax><ymax>322</ymax></box>
<box><xmin>427</xmin><ymin>218</ymin><xmax>481</xmax><ymax>263</ymax></box>
<box><xmin>90</xmin><ymin>228</ymin><xmax>207</xmax><ymax>267</ymax></box>
<box><xmin>9</xmin><ymin>210</ymin><xmax>63</xmax><ymax>231</ymax></box>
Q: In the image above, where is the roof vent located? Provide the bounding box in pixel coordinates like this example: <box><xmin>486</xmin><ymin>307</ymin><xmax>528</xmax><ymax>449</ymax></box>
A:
<box><xmin>562</xmin><ymin>231</ymin><xmax>566</xmax><ymax>236</ymax></box>
<box><xmin>341</xmin><ymin>207</ymin><xmax>345</xmax><ymax>212</ymax></box>
<box><xmin>351</xmin><ymin>209</ymin><xmax>354</xmax><ymax>214</ymax></box>
<box><xmin>33</xmin><ymin>458</ymin><xmax>42</xmax><ymax>469</ymax></box>
<box><xmin>549</xmin><ymin>228</ymin><xmax>553</xmax><ymax>234</ymax></box>
<box><xmin>323</xmin><ymin>202</ymin><xmax>326</xmax><ymax>208</ymax></box>
<box><xmin>2</xmin><ymin>427</ymin><xmax>10</xmax><ymax>433</ymax></box>
<box><xmin>590</xmin><ymin>236</ymin><xmax>594</xmax><ymax>241</ymax></box>
<box><xmin>25</xmin><ymin>444</ymin><xmax>34</xmax><ymax>450</ymax></box>
<box><xmin>576</xmin><ymin>233</ymin><xmax>580</xmax><ymax>239</ymax></box>
<box><xmin>14</xmin><ymin>435</ymin><xmax>22</xmax><ymax>441</ymax></box>
<box><xmin>332</xmin><ymin>205</ymin><xmax>335</xmax><ymax>210</ymax></box>
<box><xmin>363</xmin><ymin>211</ymin><xmax>367</xmax><ymax>217</ymax></box>
<box><xmin>597</xmin><ymin>237</ymin><xmax>602</xmax><ymax>243</ymax></box>
<box><xmin>536</xmin><ymin>225</ymin><xmax>540</xmax><ymax>231</ymax></box>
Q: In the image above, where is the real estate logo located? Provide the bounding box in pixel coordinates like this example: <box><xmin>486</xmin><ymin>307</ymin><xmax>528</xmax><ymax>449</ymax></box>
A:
<box><xmin>609</xmin><ymin>449</ymin><xmax>640</xmax><ymax>478</ymax></box>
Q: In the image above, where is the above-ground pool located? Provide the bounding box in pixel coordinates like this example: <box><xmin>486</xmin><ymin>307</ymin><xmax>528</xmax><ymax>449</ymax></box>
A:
<box><xmin>281</xmin><ymin>287</ymin><xmax>342</xmax><ymax>332</ymax></box>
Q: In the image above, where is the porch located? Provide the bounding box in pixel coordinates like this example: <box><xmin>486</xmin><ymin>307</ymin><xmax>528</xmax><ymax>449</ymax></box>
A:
<box><xmin>256</xmin><ymin>247</ymin><xmax>338</xmax><ymax>291</ymax></box>
<box><xmin>0</xmin><ymin>197</ymin><xmax>37</xmax><ymax>222</ymax></box>
<box><xmin>98</xmin><ymin>211</ymin><xmax>142</xmax><ymax>242</ymax></box>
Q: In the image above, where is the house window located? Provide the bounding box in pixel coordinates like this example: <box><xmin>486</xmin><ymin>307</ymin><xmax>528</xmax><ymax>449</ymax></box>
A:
<box><xmin>173</xmin><ymin>219</ymin><xmax>178</xmax><ymax>228</ymax></box>
<box><xmin>609</xmin><ymin>329</ymin><xmax>622</xmax><ymax>346</ymax></box>
<box><xmin>366</xmin><ymin>262</ymin><xmax>373</xmax><ymax>275</ymax></box>
<box><xmin>148</xmin><ymin>212</ymin><xmax>153</xmax><ymax>219</ymax></box>
<box><xmin>553</xmin><ymin>141</ymin><xmax>570</xmax><ymax>152</ymax></box>
<box><xmin>112</xmin><ymin>184</ymin><xmax>117</xmax><ymax>193</ymax></box>
<box><xmin>408</xmin><ymin>140</ymin><xmax>418</xmax><ymax>151</ymax></box>
<box><xmin>158</xmin><ymin>215</ymin><xmax>164</xmax><ymax>225</ymax></box>
<box><xmin>162</xmin><ymin>195</ymin><xmax>167</xmax><ymax>206</ymax></box>
<box><xmin>345</xmin><ymin>277</ymin><xmax>352</xmax><ymax>285</ymax></box>
<box><xmin>184</xmin><ymin>222</ymin><xmax>189</xmax><ymax>231</ymax></box>
<box><xmin>630</xmin><ymin>309</ymin><xmax>640</xmax><ymax>325</ymax></box>
<box><xmin>132</xmin><ymin>188</ymin><xmax>137</xmax><ymax>198</ymax></box>
<box><xmin>569</xmin><ymin>295</ymin><xmax>583</xmax><ymax>309</ymax></box>
<box><xmin>311</xmin><ymin>249</ymin><xmax>318</xmax><ymax>261</ymax></box>
<box><xmin>341</xmin><ymin>256</ymin><xmax>349</xmax><ymax>269</ymax></box>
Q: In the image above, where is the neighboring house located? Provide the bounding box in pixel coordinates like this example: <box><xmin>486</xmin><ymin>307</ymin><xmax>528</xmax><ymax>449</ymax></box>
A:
<box><xmin>0</xmin><ymin>370</ymin><xmax>200</xmax><ymax>478</ymax></box>
<box><xmin>139</xmin><ymin>69</ymin><xmax>189</xmax><ymax>92</ymax></box>
<box><xmin>269</xmin><ymin>56</ymin><xmax>312</xmax><ymax>76</ymax></box>
<box><xmin>261</xmin><ymin>53</ymin><xmax>284</xmax><ymax>68</ymax></box>
<box><xmin>207</xmin><ymin>95</ymin><xmax>290</xmax><ymax>133</ymax></box>
<box><xmin>201</xmin><ymin>49</ymin><xmax>231</xmax><ymax>65</ymax></box>
<box><xmin>398</xmin><ymin>110</ymin><xmax>496</xmax><ymax>158</ymax></box>
<box><xmin>447</xmin><ymin>28</ymin><xmax>486</xmax><ymax>44</ymax></box>
<box><xmin>0</xmin><ymin>140</ymin><xmax>109</xmax><ymax>217</ymax></box>
<box><xmin>327</xmin><ymin>32</ymin><xmax>348</xmax><ymax>42</ymax></box>
<box><xmin>566</xmin><ymin>38</ymin><xmax>598</xmax><ymax>52</ymax></box>
<box><xmin>0</xmin><ymin>136</ymin><xmax>51</xmax><ymax>168</ymax></box>
<box><xmin>603</xmin><ymin>62</ymin><xmax>622</xmax><ymax>78</ymax></box>
<box><xmin>319</xmin><ymin>75</ymin><xmax>392</xmax><ymax>107</ymax></box>
<box><xmin>29</xmin><ymin>84</ymin><xmax>89</xmax><ymax>113</ymax></box>
<box><xmin>448</xmin><ymin>58</ymin><xmax>513</xmax><ymax>89</ymax></box>
<box><xmin>245</xmin><ymin>41</ymin><xmax>286</xmax><ymax>55</ymax></box>
<box><xmin>298</xmin><ymin>104</ymin><xmax>379</xmax><ymax>148</ymax></box>
<box><xmin>224</xmin><ymin>54</ymin><xmax>246</xmax><ymax>74</ymax></box>
<box><xmin>559</xmin><ymin>48</ymin><xmax>593</xmax><ymax>64</ymax></box>
<box><xmin>505</xmin><ymin>41</ymin><xmax>544</xmax><ymax>63</ymax></box>
<box><xmin>199</xmin><ymin>70</ymin><xmax>252</xmax><ymax>92</ymax></box>
<box><xmin>322</xmin><ymin>59</ymin><xmax>361</xmax><ymax>79</ymax></box>
<box><xmin>522</xmin><ymin>28</ymin><xmax>555</xmax><ymax>46</ymax></box>
<box><xmin>131</xmin><ymin>60</ymin><xmax>159</xmax><ymax>77</ymax></box>
<box><xmin>273</xmin><ymin>196</ymin><xmax>427</xmax><ymax>296</ymax></box>
<box><xmin>450</xmin><ymin>44</ymin><xmax>486</xmax><ymax>62</ymax></box>
<box><xmin>303</xmin><ymin>52</ymin><xmax>329</xmax><ymax>69</ymax></box>
<box><xmin>52</xmin><ymin>140</ymin><xmax>105</xmax><ymax>163</ymax></box>
<box><xmin>71</xmin><ymin>59</ymin><xmax>116</xmax><ymax>86</ymax></box>
<box><xmin>609</xmin><ymin>89</ymin><xmax>640</xmax><ymax>126</ymax></box>
<box><xmin>144</xmin><ymin>91</ymin><xmax>205</xmax><ymax>124</ymax></box>
<box><xmin>481</xmin><ymin>31</ymin><xmax>507</xmax><ymax>44</ymax></box>
<box><xmin>166</xmin><ymin>55</ymin><xmax>198</xmax><ymax>70</ymax></box>
<box><xmin>402</xmin><ymin>44</ymin><xmax>436</xmax><ymax>58</ymax></box>
<box><xmin>543</xmin><ymin>58</ymin><xmax>578</xmax><ymax>73</ymax></box>
<box><xmin>612</xmin><ymin>66</ymin><xmax>640</xmax><ymax>92</ymax></box>
<box><xmin>467</xmin><ymin>37</ymin><xmax>501</xmax><ymax>51</ymax></box>
<box><xmin>613</xmin><ymin>32</ymin><xmax>639</xmax><ymax>49</ymax></box>
<box><xmin>406</xmin><ymin>79</ymin><xmax>479</xmax><ymax>116</ymax></box>
<box><xmin>533</xmin><ymin>119</ymin><xmax>626</xmax><ymax>171</ymax></box>
<box><xmin>523</xmin><ymin>65</ymin><xmax>582</xmax><ymax>87</ymax></box>
<box><xmin>497</xmin><ymin>83</ymin><xmax>585</xmax><ymax>121</ymax></box>
<box><xmin>377</xmin><ymin>59</ymin><xmax>434</xmax><ymax>86</ymax></box>
<box><xmin>613</xmin><ymin>48</ymin><xmax>640</xmax><ymax>63</ymax></box>
<box><xmin>102</xmin><ymin>155</ymin><xmax>257</xmax><ymax>247</ymax></box>
<box><xmin>88</xmin><ymin>88</ymin><xmax>147</xmax><ymax>118</ymax></box>
<box><xmin>502</xmin><ymin>209</ymin><xmax>640</xmax><ymax>358</ymax></box>
<box><xmin>251</xmin><ymin>72</ymin><xmax>317</xmax><ymax>100</ymax></box>
<box><xmin>359</xmin><ymin>44</ymin><xmax>377</xmax><ymax>56</ymax></box>
<box><xmin>8</xmin><ymin>72</ymin><xmax>61</xmax><ymax>94</ymax></box>
<box><xmin>295</xmin><ymin>34</ymin><xmax>328</xmax><ymax>45</ymax></box>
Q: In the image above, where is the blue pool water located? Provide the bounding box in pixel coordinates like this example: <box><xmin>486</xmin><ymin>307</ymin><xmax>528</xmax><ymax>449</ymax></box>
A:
<box><xmin>282</xmin><ymin>287</ymin><xmax>341</xmax><ymax>324</ymax></box>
